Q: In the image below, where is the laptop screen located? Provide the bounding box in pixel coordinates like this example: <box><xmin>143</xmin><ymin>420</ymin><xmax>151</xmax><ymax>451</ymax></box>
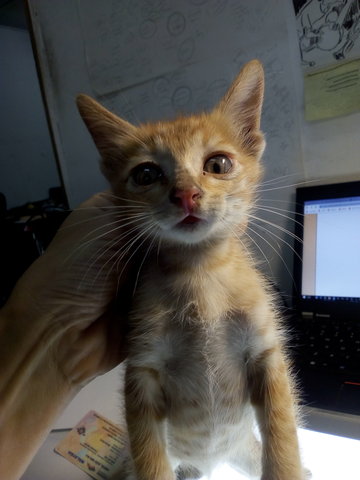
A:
<box><xmin>294</xmin><ymin>181</ymin><xmax>360</xmax><ymax>314</ymax></box>
<box><xmin>302</xmin><ymin>196</ymin><xmax>360</xmax><ymax>301</ymax></box>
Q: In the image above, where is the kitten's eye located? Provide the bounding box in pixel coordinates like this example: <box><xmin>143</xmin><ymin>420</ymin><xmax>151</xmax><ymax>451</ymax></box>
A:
<box><xmin>203</xmin><ymin>155</ymin><xmax>232</xmax><ymax>175</ymax></box>
<box><xmin>130</xmin><ymin>163</ymin><xmax>164</xmax><ymax>186</ymax></box>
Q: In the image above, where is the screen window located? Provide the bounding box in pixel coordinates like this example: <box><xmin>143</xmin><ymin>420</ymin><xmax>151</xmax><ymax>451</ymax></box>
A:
<box><xmin>301</xmin><ymin>197</ymin><xmax>360</xmax><ymax>299</ymax></box>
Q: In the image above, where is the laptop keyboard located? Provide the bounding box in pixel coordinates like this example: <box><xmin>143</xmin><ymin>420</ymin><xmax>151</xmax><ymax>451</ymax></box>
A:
<box><xmin>292</xmin><ymin>319</ymin><xmax>360</xmax><ymax>376</ymax></box>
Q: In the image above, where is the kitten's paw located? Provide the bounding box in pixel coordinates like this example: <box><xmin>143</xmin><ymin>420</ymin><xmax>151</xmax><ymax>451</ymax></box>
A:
<box><xmin>304</xmin><ymin>467</ymin><xmax>312</xmax><ymax>479</ymax></box>
<box><xmin>176</xmin><ymin>464</ymin><xmax>202</xmax><ymax>479</ymax></box>
<box><xmin>109</xmin><ymin>456</ymin><xmax>136</xmax><ymax>480</ymax></box>
<box><xmin>260</xmin><ymin>471</ymin><xmax>309</xmax><ymax>480</ymax></box>
<box><xmin>111</xmin><ymin>471</ymin><xmax>137</xmax><ymax>480</ymax></box>
<box><xmin>111</xmin><ymin>472</ymin><xmax>136</xmax><ymax>480</ymax></box>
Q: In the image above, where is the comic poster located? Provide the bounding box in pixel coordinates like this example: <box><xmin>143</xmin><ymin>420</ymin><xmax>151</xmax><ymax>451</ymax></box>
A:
<box><xmin>293</xmin><ymin>0</ymin><xmax>360</xmax><ymax>70</ymax></box>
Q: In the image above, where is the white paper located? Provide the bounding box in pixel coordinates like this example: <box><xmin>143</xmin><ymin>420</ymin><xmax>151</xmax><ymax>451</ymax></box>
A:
<box><xmin>77</xmin><ymin>0</ymin><xmax>302</xmax><ymax>182</ymax></box>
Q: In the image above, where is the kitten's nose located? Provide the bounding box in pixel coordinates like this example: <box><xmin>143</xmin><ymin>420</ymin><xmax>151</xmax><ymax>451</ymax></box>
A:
<box><xmin>170</xmin><ymin>187</ymin><xmax>202</xmax><ymax>214</ymax></box>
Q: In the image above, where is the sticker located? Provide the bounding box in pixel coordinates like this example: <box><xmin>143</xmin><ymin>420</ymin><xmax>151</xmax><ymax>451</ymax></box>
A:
<box><xmin>54</xmin><ymin>410</ymin><xmax>131</xmax><ymax>480</ymax></box>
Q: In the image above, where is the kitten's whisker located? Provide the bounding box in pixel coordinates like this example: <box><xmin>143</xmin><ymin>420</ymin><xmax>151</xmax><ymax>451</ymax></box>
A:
<box><xmin>74</xmin><ymin>213</ymin><xmax>149</xmax><ymax>251</ymax></box>
<box><xmin>116</xmin><ymin>224</ymin><xmax>158</xmax><ymax>294</ymax></box>
<box><xmin>60</xmin><ymin>209</ymin><xmax>147</xmax><ymax>231</ymax></box>
<box><xmin>73</xmin><ymin>204</ymin><xmax>146</xmax><ymax>210</ymax></box>
<box><xmin>113</xmin><ymin>220</ymin><xmax>156</xmax><ymax>271</ymax></box>
<box><xmin>257</xmin><ymin>178</ymin><xmax>319</xmax><ymax>193</ymax></box>
<box><xmin>59</xmin><ymin>210</ymin><xmax>123</xmax><ymax>231</ymax></box>
<box><xmin>132</xmin><ymin>232</ymin><xmax>159</xmax><ymax>296</ymax></box>
<box><xmin>242</xmin><ymin>227</ymin><xmax>274</xmax><ymax>276</ymax></box>
<box><xmin>248</xmin><ymin>214</ymin><xmax>303</xmax><ymax>244</ymax></box>
<box><xmin>260</xmin><ymin>198</ymin><xmax>299</xmax><ymax>204</ymax></box>
<box><xmin>78</xmin><ymin>221</ymin><xmax>148</xmax><ymax>288</ymax></box>
<box><xmin>251</xmin><ymin>221</ymin><xmax>303</xmax><ymax>263</ymax></box>
<box><xmin>114</xmin><ymin>221</ymin><xmax>154</xmax><ymax>268</ymax></box>
<box><xmin>254</xmin><ymin>206</ymin><xmax>304</xmax><ymax>228</ymax></box>
<box><xmin>104</xmin><ymin>219</ymin><xmax>154</xmax><ymax>269</ymax></box>
<box><xmin>105</xmin><ymin>192</ymin><xmax>149</xmax><ymax>205</ymax></box>
<box><xmin>247</xmin><ymin>224</ymin><xmax>296</xmax><ymax>286</ymax></box>
<box><xmin>88</xmin><ymin>221</ymin><xmax>153</xmax><ymax>289</ymax></box>
<box><xmin>255</xmin><ymin>204</ymin><xmax>304</xmax><ymax>217</ymax></box>
<box><xmin>259</xmin><ymin>198</ymin><xmax>304</xmax><ymax>211</ymax></box>
<box><xmin>220</xmin><ymin>219</ymin><xmax>256</xmax><ymax>265</ymax></box>
<box><xmin>156</xmin><ymin>237</ymin><xmax>162</xmax><ymax>265</ymax></box>
<box><xmin>259</xmin><ymin>173</ymin><xmax>299</xmax><ymax>187</ymax></box>
<box><xmin>64</xmin><ymin>213</ymin><xmax>150</xmax><ymax>268</ymax></box>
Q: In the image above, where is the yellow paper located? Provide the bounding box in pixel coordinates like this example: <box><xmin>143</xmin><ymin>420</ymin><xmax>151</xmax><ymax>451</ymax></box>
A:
<box><xmin>54</xmin><ymin>410</ymin><xmax>130</xmax><ymax>480</ymax></box>
<box><xmin>304</xmin><ymin>59</ymin><xmax>360</xmax><ymax>121</ymax></box>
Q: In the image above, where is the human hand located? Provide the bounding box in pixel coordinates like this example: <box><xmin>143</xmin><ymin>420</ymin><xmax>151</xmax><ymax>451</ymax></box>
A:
<box><xmin>0</xmin><ymin>191</ymin><xmax>137</xmax><ymax>479</ymax></box>
<box><xmin>2</xmin><ymin>191</ymin><xmax>135</xmax><ymax>388</ymax></box>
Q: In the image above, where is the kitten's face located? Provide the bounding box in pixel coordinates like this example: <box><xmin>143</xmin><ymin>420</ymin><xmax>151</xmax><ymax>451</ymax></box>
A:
<box><xmin>107</xmin><ymin>115</ymin><xmax>262</xmax><ymax>245</ymax></box>
<box><xmin>77</xmin><ymin>60</ymin><xmax>265</xmax><ymax>246</ymax></box>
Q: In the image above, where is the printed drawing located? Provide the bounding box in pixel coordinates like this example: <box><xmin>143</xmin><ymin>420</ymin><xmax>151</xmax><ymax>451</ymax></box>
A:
<box><xmin>293</xmin><ymin>0</ymin><xmax>360</xmax><ymax>68</ymax></box>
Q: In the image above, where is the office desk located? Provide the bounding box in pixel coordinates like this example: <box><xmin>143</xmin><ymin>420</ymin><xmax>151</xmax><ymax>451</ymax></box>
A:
<box><xmin>21</xmin><ymin>367</ymin><xmax>360</xmax><ymax>480</ymax></box>
<box><xmin>21</xmin><ymin>426</ymin><xmax>360</xmax><ymax>480</ymax></box>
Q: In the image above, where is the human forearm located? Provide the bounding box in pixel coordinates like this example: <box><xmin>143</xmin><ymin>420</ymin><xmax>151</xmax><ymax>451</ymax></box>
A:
<box><xmin>0</xmin><ymin>304</ymin><xmax>79</xmax><ymax>480</ymax></box>
<box><xmin>0</xmin><ymin>192</ymin><xmax>130</xmax><ymax>479</ymax></box>
<box><xmin>0</xmin><ymin>284</ymin><xmax>127</xmax><ymax>478</ymax></box>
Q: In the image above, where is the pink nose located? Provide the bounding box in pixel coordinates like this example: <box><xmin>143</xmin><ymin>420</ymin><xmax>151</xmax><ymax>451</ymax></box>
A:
<box><xmin>170</xmin><ymin>187</ymin><xmax>202</xmax><ymax>213</ymax></box>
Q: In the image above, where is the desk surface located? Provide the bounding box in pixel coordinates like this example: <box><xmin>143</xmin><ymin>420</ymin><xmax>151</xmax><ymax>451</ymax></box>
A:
<box><xmin>22</xmin><ymin>426</ymin><xmax>360</xmax><ymax>480</ymax></box>
<box><xmin>21</xmin><ymin>367</ymin><xmax>360</xmax><ymax>479</ymax></box>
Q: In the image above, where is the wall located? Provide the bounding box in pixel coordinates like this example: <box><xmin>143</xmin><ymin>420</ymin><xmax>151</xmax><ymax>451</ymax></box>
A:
<box><xmin>0</xmin><ymin>26</ymin><xmax>60</xmax><ymax>209</ymax></box>
<box><xmin>26</xmin><ymin>0</ymin><xmax>360</xmax><ymax>297</ymax></box>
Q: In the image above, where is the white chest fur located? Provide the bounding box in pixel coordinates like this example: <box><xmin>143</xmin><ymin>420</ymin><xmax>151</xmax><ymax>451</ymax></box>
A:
<box><xmin>127</xmin><ymin>302</ymin><xmax>259</xmax><ymax>472</ymax></box>
<box><xmin>124</xmin><ymin>251</ymin><xmax>277</xmax><ymax>476</ymax></box>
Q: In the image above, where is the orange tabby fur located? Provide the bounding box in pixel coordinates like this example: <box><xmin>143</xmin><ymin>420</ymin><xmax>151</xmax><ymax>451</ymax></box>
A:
<box><xmin>77</xmin><ymin>60</ymin><xmax>305</xmax><ymax>480</ymax></box>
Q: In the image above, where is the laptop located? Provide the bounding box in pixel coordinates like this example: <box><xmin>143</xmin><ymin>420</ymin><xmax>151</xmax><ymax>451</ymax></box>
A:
<box><xmin>292</xmin><ymin>180</ymin><xmax>360</xmax><ymax>416</ymax></box>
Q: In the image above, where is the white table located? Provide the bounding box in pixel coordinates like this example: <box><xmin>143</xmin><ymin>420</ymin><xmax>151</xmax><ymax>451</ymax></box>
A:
<box><xmin>22</xmin><ymin>367</ymin><xmax>360</xmax><ymax>480</ymax></box>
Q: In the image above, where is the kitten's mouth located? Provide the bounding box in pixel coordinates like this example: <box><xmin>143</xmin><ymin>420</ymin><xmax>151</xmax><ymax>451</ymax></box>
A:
<box><xmin>177</xmin><ymin>214</ymin><xmax>202</xmax><ymax>226</ymax></box>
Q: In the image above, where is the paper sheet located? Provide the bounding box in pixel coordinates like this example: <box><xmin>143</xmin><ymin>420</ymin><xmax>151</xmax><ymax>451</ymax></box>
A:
<box><xmin>77</xmin><ymin>0</ymin><xmax>244</xmax><ymax>95</ymax></box>
<box><xmin>304</xmin><ymin>58</ymin><xmax>360</xmax><ymax>121</ymax></box>
<box><xmin>76</xmin><ymin>0</ymin><xmax>304</xmax><ymax>181</ymax></box>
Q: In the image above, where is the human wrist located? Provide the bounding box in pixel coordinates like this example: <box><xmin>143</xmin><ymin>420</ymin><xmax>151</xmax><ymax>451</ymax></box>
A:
<box><xmin>0</xmin><ymin>303</ymin><xmax>81</xmax><ymax>479</ymax></box>
<box><xmin>0</xmin><ymin>342</ymin><xmax>78</xmax><ymax>480</ymax></box>
<box><xmin>0</xmin><ymin>300</ymin><xmax>78</xmax><ymax>415</ymax></box>
<box><xmin>0</xmin><ymin>296</ymin><xmax>59</xmax><ymax>393</ymax></box>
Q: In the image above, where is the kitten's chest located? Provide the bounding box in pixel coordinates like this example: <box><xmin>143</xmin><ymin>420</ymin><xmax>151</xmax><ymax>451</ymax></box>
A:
<box><xmin>129</xmin><ymin>305</ymin><xmax>251</xmax><ymax>420</ymax></box>
<box><xmin>128</xmin><ymin>256</ymin><xmax>269</xmax><ymax>422</ymax></box>
<box><xmin>165</xmin><ymin>323</ymin><xmax>247</xmax><ymax>408</ymax></box>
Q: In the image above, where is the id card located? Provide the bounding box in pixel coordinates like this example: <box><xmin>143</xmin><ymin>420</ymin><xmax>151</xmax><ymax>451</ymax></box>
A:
<box><xmin>54</xmin><ymin>410</ymin><xmax>130</xmax><ymax>480</ymax></box>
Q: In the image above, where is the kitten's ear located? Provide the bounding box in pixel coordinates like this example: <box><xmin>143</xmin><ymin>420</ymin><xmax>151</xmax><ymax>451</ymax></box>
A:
<box><xmin>215</xmin><ymin>60</ymin><xmax>265</xmax><ymax>157</ymax></box>
<box><xmin>76</xmin><ymin>94</ymin><xmax>137</xmax><ymax>178</ymax></box>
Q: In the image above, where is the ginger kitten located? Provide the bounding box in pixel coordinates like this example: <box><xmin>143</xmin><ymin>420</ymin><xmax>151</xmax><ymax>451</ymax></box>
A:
<box><xmin>77</xmin><ymin>60</ymin><xmax>305</xmax><ymax>480</ymax></box>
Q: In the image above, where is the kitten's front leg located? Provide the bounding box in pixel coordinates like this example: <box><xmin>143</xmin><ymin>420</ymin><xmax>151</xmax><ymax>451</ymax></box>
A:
<box><xmin>249</xmin><ymin>345</ymin><xmax>304</xmax><ymax>480</ymax></box>
<box><xmin>125</xmin><ymin>365</ymin><xmax>175</xmax><ymax>480</ymax></box>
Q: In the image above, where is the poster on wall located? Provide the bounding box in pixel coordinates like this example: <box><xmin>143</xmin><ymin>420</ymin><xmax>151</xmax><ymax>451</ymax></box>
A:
<box><xmin>293</xmin><ymin>0</ymin><xmax>360</xmax><ymax>120</ymax></box>
<box><xmin>293</xmin><ymin>0</ymin><xmax>360</xmax><ymax>70</ymax></box>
